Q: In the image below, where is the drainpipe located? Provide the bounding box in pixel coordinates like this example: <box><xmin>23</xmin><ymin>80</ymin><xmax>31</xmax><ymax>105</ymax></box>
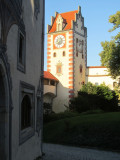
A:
<box><xmin>51</xmin><ymin>81</ymin><xmax>59</xmax><ymax>110</ymax></box>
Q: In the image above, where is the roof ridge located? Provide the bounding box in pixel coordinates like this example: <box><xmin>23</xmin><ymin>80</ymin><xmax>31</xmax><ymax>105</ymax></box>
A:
<box><xmin>59</xmin><ymin>10</ymin><xmax>78</xmax><ymax>15</ymax></box>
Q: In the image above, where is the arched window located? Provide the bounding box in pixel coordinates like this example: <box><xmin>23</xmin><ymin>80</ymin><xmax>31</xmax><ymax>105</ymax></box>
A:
<box><xmin>63</xmin><ymin>51</ymin><xmax>65</xmax><ymax>56</ymax></box>
<box><xmin>58</xmin><ymin>23</ymin><xmax>61</xmax><ymax>31</ymax></box>
<box><xmin>82</xmin><ymin>53</ymin><xmax>84</xmax><ymax>59</ymax></box>
<box><xmin>53</xmin><ymin>52</ymin><xmax>56</xmax><ymax>57</ymax></box>
<box><xmin>20</xmin><ymin>82</ymin><xmax>35</xmax><ymax>144</ymax></box>
<box><xmin>80</xmin><ymin>65</ymin><xmax>82</xmax><ymax>73</ymax></box>
<box><xmin>81</xmin><ymin>81</ymin><xmax>85</xmax><ymax>85</ymax></box>
<box><xmin>57</xmin><ymin>66</ymin><xmax>62</xmax><ymax>73</ymax></box>
<box><xmin>21</xmin><ymin>95</ymin><xmax>31</xmax><ymax>130</ymax></box>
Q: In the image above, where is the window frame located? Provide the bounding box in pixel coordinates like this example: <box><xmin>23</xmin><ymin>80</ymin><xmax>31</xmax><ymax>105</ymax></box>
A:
<box><xmin>17</xmin><ymin>29</ymin><xmax>26</xmax><ymax>73</ymax></box>
<box><xmin>63</xmin><ymin>51</ymin><xmax>65</xmax><ymax>57</ymax></box>
<box><xmin>56</xmin><ymin>65</ymin><xmax>62</xmax><ymax>74</ymax></box>
<box><xmin>113</xmin><ymin>82</ymin><xmax>118</xmax><ymax>88</ymax></box>
<box><xmin>19</xmin><ymin>81</ymin><xmax>35</xmax><ymax>145</ymax></box>
<box><xmin>53</xmin><ymin>52</ymin><xmax>56</xmax><ymax>57</ymax></box>
<box><xmin>80</xmin><ymin>65</ymin><xmax>83</xmax><ymax>73</ymax></box>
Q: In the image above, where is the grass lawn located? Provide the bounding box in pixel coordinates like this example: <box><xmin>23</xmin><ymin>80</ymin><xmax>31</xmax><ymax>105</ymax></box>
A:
<box><xmin>43</xmin><ymin>112</ymin><xmax>120</xmax><ymax>151</ymax></box>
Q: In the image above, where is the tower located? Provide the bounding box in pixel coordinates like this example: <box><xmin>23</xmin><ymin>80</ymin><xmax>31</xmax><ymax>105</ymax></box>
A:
<box><xmin>47</xmin><ymin>6</ymin><xmax>87</xmax><ymax>112</ymax></box>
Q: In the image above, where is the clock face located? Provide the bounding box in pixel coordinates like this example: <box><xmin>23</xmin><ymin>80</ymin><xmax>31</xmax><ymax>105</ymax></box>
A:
<box><xmin>54</xmin><ymin>35</ymin><xmax>65</xmax><ymax>48</ymax></box>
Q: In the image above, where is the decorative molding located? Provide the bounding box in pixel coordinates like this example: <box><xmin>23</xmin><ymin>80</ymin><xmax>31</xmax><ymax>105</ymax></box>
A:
<box><xmin>0</xmin><ymin>0</ymin><xmax>24</xmax><ymax>44</ymax></box>
<box><xmin>0</xmin><ymin>41</ymin><xmax>13</xmax><ymax>160</ymax></box>
<box><xmin>0</xmin><ymin>42</ymin><xmax>13</xmax><ymax>109</ymax></box>
<box><xmin>19</xmin><ymin>81</ymin><xmax>35</xmax><ymax>145</ymax></box>
<box><xmin>56</xmin><ymin>61</ymin><xmax>63</xmax><ymax>76</ymax></box>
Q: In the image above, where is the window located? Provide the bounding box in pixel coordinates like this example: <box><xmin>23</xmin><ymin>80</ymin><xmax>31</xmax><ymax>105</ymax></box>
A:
<box><xmin>53</xmin><ymin>52</ymin><xmax>56</xmax><ymax>57</ymax></box>
<box><xmin>113</xmin><ymin>82</ymin><xmax>117</xmax><ymax>88</ymax></box>
<box><xmin>17</xmin><ymin>30</ymin><xmax>26</xmax><ymax>73</ymax></box>
<box><xmin>76</xmin><ymin>38</ymin><xmax>78</xmax><ymax>43</ymax></box>
<box><xmin>44</xmin><ymin>79</ymin><xmax>49</xmax><ymax>85</ymax></box>
<box><xmin>58</xmin><ymin>23</ymin><xmax>61</xmax><ymax>31</ymax></box>
<box><xmin>81</xmin><ymin>81</ymin><xmax>85</xmax><ymax>85</ymax></box>
<box><xmin>63</xmin><ymin>51</ymin><xmax>65</xmax><ymax>56</ymax></box>
<box><xmin>76</xmin><ymin>38</ymin><xmax>78</xmax><ymax>57</ymax></box>
<box><xmin>56</xmin><ymin>15</ymin><xmax>63</xmax><ymax>31</ymax></box>
<box><xmin>21</xmin><ymin>95</ymin><xmax>31</xmax><ymax>130</ymax></box>
<box><xmin>95</xmin><ymin>82</ymin><xmax>99</xmax><ymax>86</ymax></box>
<box><xmin>50</xmin><ymin>80</ymin><xmax>55</xmax><ymax>86</ymax></box>
<box><xmin>82</xmin><ymin>54</ymin><xmax>84</xmax><ymax>59</ymax></box>
<box><xmin>19</xmin><ymin>34</ymin><xmax>24</xmax><ymax>64</ymax></box>
<box><xmin>80</xmin><ymin>65</ymin><xmax>82</xmax><ymax>73</ymax></box>
<box><xmin>56</xmin><ymin>66</ymin><xmax>62</xmax><ymax>74</ymax></box>
<box><xmin>19</xmin><ymin>82</ymin><xmax>35</xmax><ymax>144</ymax></box>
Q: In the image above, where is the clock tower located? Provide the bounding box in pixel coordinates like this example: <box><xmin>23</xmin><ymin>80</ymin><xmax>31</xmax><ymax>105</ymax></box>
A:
<box><xmin>47</xmin><ymin>6</ymin><xmax>87</xmax><ymax>112</ymax></box>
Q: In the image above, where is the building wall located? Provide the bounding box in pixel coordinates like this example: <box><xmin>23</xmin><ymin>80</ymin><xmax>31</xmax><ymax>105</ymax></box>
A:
<box><xmin>86</xmin><ymin>67</ymin><xmax>118</xmax><ymax>90</ymax></box>
<box><xmin>6</xmin><ymin>0</ymin><xmax>44</xmax><ymax>160</ymax></box>
<box><xmin>47</xmin><ymin>8</ymin><xmax>87</xmax><ymax>113</ymax></box>
<box><xmin>46</xmin><ymin>8</ymin><xmax>119</xmax><ymax>114</ymax></box>
<box><xmin>73</xmin><ymin>12</ymin><xmax>87</xmax><ymax>96</ymax></box>
<box><xmin>47</xmin><ymin>31</ymin><xmax>74</xmax><ymax>112</ymax></box>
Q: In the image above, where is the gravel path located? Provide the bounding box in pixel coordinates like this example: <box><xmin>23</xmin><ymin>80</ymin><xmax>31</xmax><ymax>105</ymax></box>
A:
<box><xmin>42</xmin><ymin>143</ymin><xmax>120</xmax><ymax>160</ymax></box>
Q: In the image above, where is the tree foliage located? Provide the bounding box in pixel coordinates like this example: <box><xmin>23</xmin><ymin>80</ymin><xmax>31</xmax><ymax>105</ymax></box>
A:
<box><xmin>70</xmin><ymin>82</ymin><xmax>119</xmax><ymax>113</ymax></box>
<box><xmin>99</xmin><ymin>11</ymin><xmax>120</xmax><ymax>78</ymax></box>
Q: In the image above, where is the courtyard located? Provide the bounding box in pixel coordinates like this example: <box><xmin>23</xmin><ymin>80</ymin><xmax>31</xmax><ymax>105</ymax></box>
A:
<box><xmin>42</xmin><ymin>143</ymin><xmax>120</xmax><ymax>160</ymax></box>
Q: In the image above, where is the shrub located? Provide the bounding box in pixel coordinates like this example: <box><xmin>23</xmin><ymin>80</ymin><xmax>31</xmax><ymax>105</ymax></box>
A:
<box><xmin>43</xmin><ymin>102</ymin><xmax>52</xmax><ymax>115</ymax></box>
<box><xmin>43</xmin><ymin>111</ymin><xmax>79</xmax><ymax>123</ymax></box>
<box><xmin>70</xmin><ymin>82</ymin><xmax>119</xmax><ymax>113</ymax></box>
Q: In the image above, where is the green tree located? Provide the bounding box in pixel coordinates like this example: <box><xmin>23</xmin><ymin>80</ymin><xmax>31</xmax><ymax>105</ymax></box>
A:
<box><xmin>70</xmin><ymin>82</ymin><xmax>119</xmax><ymax>113</ymax></box>
<box><xmin>99</xmin><ymin>11</ymin><xmax>120</xmax><ymax>78</ymax></box>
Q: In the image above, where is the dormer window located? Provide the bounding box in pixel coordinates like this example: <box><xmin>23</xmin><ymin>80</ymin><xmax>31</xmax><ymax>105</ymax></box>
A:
<box><xmin>58</xmin><ymin>23</ymin><xmax>61</xmax><ymax>31</ymax></box>
<box><xmin>56</xmin><ymin>15</ymin><xmax>63</xmax><ymax>31</ymax></box>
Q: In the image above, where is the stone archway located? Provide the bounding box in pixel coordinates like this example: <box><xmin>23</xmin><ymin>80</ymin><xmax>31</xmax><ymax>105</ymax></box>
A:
<box><xmin>0</xmin><ymin>62</ymin><xmax>9</xmax><ymax>160</ymax></box>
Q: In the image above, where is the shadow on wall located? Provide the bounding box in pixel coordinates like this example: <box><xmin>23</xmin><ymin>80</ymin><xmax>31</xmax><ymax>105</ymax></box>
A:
<box><xmin>43</xmin><ymin>80</ymin><xmax>73</xmax><ymax>113</ymax></box>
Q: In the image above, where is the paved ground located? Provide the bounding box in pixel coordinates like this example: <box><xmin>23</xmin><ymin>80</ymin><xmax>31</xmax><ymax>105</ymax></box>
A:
<box><xmin>42</xmin><ymin>143</ymin><xmax>120</xmax><ymax>160</ymax></box>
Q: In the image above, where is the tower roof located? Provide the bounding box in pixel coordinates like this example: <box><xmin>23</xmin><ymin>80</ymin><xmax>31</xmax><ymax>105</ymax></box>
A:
<box><xmin>49</xmin><ymin>10</ymin><xmax>78</xmax><ymax>33</ymax></box>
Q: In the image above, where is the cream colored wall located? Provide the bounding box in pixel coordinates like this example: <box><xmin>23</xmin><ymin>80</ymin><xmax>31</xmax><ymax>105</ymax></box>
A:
<box><xmin>49</xmin><ymin>31</ymin><xmax>73</xmax><ymax>112</ymax></box>
<box><xmin>44</xmin><ymin>85</ymin><xmax>56</xmax><ymax>95</ymax></box>
<box><xmin>74</xmin><ymin>15</ymin><xmax>86</xmax><ymax>96</ymax></box>
<box><xmin>87</xmin><ymin>67</ymin><xmax>118</xmax><ymax>90</ymax></box>
<box><xmin>6</xmin><ymin>0</ymin><xmax>44</xmax><ymax>160</ymax></box>
<box><xmin>87</xmin><ymin>67</ymin><xmax>108</xmax><ymax>75</ymax></box>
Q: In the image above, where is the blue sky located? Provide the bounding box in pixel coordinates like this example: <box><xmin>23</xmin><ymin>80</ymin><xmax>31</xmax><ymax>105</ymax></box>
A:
<box><xmin>44</xmin><ymin>0</ymin><xmax>120</xmax><ymax>70</ymax></box>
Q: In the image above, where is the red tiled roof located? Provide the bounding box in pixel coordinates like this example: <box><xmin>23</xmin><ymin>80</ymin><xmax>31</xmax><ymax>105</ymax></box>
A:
<box><xmin>49</xmin><ymin>10</ymin><xmax>78</xmax><ymax>33</ymax></box>
<box><xmin>44</xmin><ymin>71</ymin><xmax>59</xmax><ymax>81</ymax></box>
